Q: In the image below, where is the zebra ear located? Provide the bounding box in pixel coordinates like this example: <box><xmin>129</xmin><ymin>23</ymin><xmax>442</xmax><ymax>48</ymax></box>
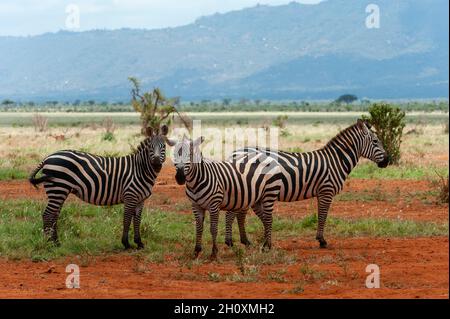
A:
<box><xmin>160</xmin><ymin>125</ymin><xmax>169</xmax><ymax>136</ymax></box>
<box><xmin>164</xmin><ymin>136</ymin><xmax>176</xmax><ymax>147</ymax></box>
<box><xmin>364</xmin><ymin>120</ymin><xmax>372</xmax><ymax>129</ymax></box>
<box><xmin>145</xmin><ymin>127</ymin><xmax>153</xmax><ymax>137</ymax></box>
<box><xmin>356</xmin><ymin>119</ymin><xmax>365</xmax><ymax>130</ymax></box>
<box><xmin>193</xmin><ymin>136</ymin><xmax>205</xmax><ymax>147</ymax></box>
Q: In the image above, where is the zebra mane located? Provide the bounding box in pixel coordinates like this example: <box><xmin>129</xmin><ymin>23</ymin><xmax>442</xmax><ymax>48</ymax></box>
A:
<box><xmin>324</xmin><ymin>123</ymin><xmax>360</xmax><ymax>148</ymax></box>
<box><xmin>133</xmin><ymin>138</ymin><xmax>151</xmax><ymax>154</ymax></box>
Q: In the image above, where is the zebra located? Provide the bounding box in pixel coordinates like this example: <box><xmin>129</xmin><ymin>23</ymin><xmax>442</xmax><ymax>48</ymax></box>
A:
<box><xmin>226</xmin><ymin>119</ymin><xmax>389</xmax><ymax>249</ymax></box>
<box><xmin>172</xmin><ymin>135</ymin><xmax>282</xmax><ymax>259</ymax></box>
<box><xmin>28</xmin><ymin>125</ymin><xmax>175</xmax><ymax>249</ymax></box>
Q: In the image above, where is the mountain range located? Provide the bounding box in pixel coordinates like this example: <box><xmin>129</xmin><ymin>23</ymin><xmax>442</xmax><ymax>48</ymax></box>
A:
<box><xmin>0</xmin><ymin>0</ymin><xmax>448</xmax><ymax>102</ymax></box>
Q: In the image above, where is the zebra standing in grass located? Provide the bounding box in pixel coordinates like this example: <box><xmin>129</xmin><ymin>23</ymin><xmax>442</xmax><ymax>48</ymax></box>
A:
<box><xmin>29</xmin><ymin>125</ymin><xmax>175</xmax><ymax>249</ymax></box>
<box><xmin>172</xmin><ymin>135</ymin><xmax>282</xmax><ymax>259</ymax></box>
<box><xmin>227</xmin><ymin>119</ymin><xmax>389</xmax><ymax>249</ymax></box>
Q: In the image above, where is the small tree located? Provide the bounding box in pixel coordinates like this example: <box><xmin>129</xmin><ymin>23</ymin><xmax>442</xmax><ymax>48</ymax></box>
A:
<box><xmin>335</xmin><ymin>94</ymin><xmax>358</xmax><ymax>104</ymax></box>
<box><xmin>363</xmin><ymin>102</ymin><xmax>406</xmax><ymax>165</ymax></box>
<box><xmin>128</xmin><ymin>77</ymin><xmax>190</xmax><ymax>136</ymax></box>
<box><xmin>32</xmin><ymin>113</ymin><xmax>48</xmax><ymax>132</ymax></box>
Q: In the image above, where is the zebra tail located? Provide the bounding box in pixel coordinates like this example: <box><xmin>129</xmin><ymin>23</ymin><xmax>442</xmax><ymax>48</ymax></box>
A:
<box><xmin>29</xmin><ymin>160</ymin><xmax>52</xmax><ymax>189</ymax></box>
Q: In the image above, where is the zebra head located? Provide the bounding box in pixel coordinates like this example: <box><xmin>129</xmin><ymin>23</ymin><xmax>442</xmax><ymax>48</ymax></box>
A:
<box><xmin>172</xmin><ymin>135</ymin><xmax>205</xmax><ymax>185</ymax></box>
<box><xmin>356</xmin><ymin>119</ymin><xmax>389</xmax><ymax>168</ymax></box>
<box><xmin>145</xmin><ymin>125</ymin><xmax>176</xmax><ymax>173</ymax></box>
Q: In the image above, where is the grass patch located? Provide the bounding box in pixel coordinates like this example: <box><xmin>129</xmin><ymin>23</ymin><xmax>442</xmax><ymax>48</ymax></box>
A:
<box><xmin>267</xmin><ymin>213</ymin><xmax>448</xmax><ymax>238</ymax></box>
<box><xmin>0</xmin><ymin>200</ymin><xmax>193</xmax><ymax>261</ymax></box>
<box><xmin>0</xmin><ymin>200</ymin><xmax>447</xmax><ymax>261</ymax></box>
<box><xmin>350</xmin><ymin>163</ymin><xmax>448</xmax><ymax>180</ymax></box>
<box><xmin>0</xmin><ymin>168</ymin><xmax>29</xmax><ymax>180</ymax></box>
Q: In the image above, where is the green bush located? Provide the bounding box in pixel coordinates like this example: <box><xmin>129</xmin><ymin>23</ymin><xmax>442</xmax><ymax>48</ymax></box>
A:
<box><xmin>102</xmin><ymin>132</ymin><xmax>115</xmax><ymax>141</ymax></box>
<box><xmin>273</xmin><ymin>115</ymin><xmax>288</xmax><ymax>128</ymax></box>
<box><xmin>363</xmin><ymin>102</ymin><xmax>405</xmax><ymax>165</ymax></box>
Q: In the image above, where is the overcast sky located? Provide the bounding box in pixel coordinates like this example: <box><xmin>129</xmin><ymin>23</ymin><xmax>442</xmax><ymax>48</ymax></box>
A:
<box><xmin>0</xmin><ymin>0</ymin><xmax>323</xmax><ymax>37</ymax></box>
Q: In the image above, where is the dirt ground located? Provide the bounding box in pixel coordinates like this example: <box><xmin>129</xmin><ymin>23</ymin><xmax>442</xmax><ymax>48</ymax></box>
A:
<box><xmin>0</xmin><ymin>166</ymin><xmax>448</xmax><ymax>299</ymax></box>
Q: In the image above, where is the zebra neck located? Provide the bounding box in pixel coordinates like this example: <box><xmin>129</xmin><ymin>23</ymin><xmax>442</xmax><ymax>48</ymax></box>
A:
<box><xmin>133</xmin><ymin>150</ymin><xmax>157</xmax><ymax>181</ymax></box>
<box><xmin>323</xmin><ymin>136</ymin><xmax>360</xmax><ymax>177</ymax></box>
<box><xmin>185</xmin><ymin>161</ymin><xmax>202</xmax><ymax>189</ymax></box>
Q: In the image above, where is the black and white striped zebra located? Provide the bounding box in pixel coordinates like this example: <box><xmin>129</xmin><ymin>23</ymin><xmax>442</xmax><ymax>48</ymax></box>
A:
<box><xmin>29</xmin><ymin>125</ymin><xmax>175</xmax><ymax>249</ymax></box>
<box><xmin>172</xmin><ymin>135</ymin><xmax>281</xmax><ymax>259</ymax></box>
<box><xmin>227</xmin><ymin>119</ymin><xmax>389</xmax><ymax>249</ymax></box>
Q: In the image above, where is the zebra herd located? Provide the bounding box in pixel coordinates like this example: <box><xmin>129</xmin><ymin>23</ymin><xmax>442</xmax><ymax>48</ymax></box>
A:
<box><xmin>29</xmin><ymin>119</ymin><xmax>388</xmax><ymax>259</ymax></box>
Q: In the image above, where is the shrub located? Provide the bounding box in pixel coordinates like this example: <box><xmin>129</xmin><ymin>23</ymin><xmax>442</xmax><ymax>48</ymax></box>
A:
<box><xmin>102</xmin><ymin>132</ymin><xmax>115</xmax><ymax>142</ymax></box>
<box><xmin>102</xmin><ymin>117</ymin><xmax>116</xmax><ymax>135</ymax></box>
<box><xmin>273</xmin><ymin>115</ymin><xmax>288</xmax><ymax>128</ymax></box>
<box><xmin>435</xmin><ymin>173</ymin><xmax>449</xmax><ymax>204</ymax></box>
<box><xmin>363</xmin><ymin>102</ymin><xmax>405</xmax><ymax>165</ymax></box>
<box><xmin>32</xmin><ymin>113</ymin><xmax>48</xmax><ymax>132</ymax></box>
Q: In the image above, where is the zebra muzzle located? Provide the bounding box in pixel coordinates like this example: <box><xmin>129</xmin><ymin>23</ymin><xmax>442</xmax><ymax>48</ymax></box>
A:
<box><xmin>175</xmin><ymin>168</ymin><xmax>186</xmax><ymax>185</ymax></box>
<box><xmin>377</xmin><ymin>155</ymin><xmax>389</xmax><ymax>168</ymax></box>
<box><xmin>151</xmin><ymin>158</ymin><xmax>162</xmax><ymax>172</ymax></box>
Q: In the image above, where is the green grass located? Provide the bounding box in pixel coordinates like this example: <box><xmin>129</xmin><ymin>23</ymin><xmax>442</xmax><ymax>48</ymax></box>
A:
<box><xmin>350</xmin><ymin>162</ymin><xmax>448</xmax><ymax>180</ymax></box>
<box><xmin>0</xmin><ymin>200</ymin><xmax>447</xmax><ymax>261</ymax></box>
<box><xmin>0</xmin><ymin>168</ymin><xmax>29</xmax><ymax>180</ymax></box>
<box><xmin>0</xmin><ymin>200</ymin><xmax>193</xmax><ymax>261</ymax></box>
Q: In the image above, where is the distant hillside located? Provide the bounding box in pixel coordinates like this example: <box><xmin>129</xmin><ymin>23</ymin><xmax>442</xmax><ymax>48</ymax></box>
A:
<box><xmin>0</xmin><ymin>0</ymin><xmax>448</xmax><ymax>101</ymax></box>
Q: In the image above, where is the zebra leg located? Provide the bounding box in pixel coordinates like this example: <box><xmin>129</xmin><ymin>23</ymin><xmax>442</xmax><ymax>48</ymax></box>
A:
<box><xmin>236</xmin><ymin>211</ymin><xmax>251</xmax><ymax>246</ymax></box>
<box><xmin>133</xmin><ymin>201</ymin><xmax>145</xmax><ymax>249</ymax></box>
<box><xmin>225</xmin><ymin>211</ymin><xmax>235</xmax><ymax>247</ymax></box>
<box><xmin>193</xmin><ymin>205</ymin><xmax>205</xmax><ymax>258</ymax></box>
<box><xmin>122</xmin><ymin>201</ymin><xmax>137</xmax><ymax>249</ymax></box>
<box><xmin>42</xmin><ymin>200</ymin><xmax>64</xmax><ymax>245</ymax></box>
<box><xmin>252</xmin><ymin>202</ymin><xmax>273</xmax><ymax>251</ymax></box>
<box><xmin>42</xmin><ymin>184</ymin><xmax>70</xmax><ymax>245</ymax></box>
<box><xmin>209</xmin><ymin>207</ymin><xmax>220</xmax><ymax>260</ymax></box>
<box><xmin>316</xmin><ymin>194</ymin><xmax>333</xmax><ymax>248</ymax></box>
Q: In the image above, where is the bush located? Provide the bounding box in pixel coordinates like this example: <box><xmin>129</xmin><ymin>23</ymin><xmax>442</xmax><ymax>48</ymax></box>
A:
<box><xmin>435</xmin><ymin>173</ymin><xmax>449</xmax><ymax>204</ymax></box>
<box><xmin>273</xmin><ymin>115</ymin><xmax>288</xmax><ymax>128</ymax></box>
<box><xmin>102</xmin><ymin>132</ymin><xmax>115</xmax><ymax>142</ymax></box>
<box><xmin>32</xmin><ymin>113</ymin><xmax>48</xmax><ymax>132</ymax></box>
<box><xmin>363</xmin><ymin>102</ymin><xmax>405</xmax><ymax>165</ymax></box>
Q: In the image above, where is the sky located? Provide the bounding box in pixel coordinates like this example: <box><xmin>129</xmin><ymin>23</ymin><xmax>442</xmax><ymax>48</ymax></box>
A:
<box><xmin>0</xmin><ymin>0</ymin><xmax>323</xmax><ymax>37</ymax></box>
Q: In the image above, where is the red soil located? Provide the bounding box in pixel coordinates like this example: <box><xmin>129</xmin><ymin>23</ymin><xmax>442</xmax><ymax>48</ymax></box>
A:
<box><xmin>0</xmin><ymin>237</ymin><xmax>447</xmax><ymax>299</ymax></box>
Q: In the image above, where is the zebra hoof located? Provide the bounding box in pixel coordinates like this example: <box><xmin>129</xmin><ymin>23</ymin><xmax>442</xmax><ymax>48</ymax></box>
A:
<box><xmin>225</xmin><ymin>239</ymin><xmax>233</xmax><ymax>247</ymax></box>
<box><xmin>241</xmin><ymin>239</ymin><xmax>251</xmax><ymax>246</ymax></box>
<box><xmin>136</xmin><ymin>242</ymin><xmax>145</xmax><ymax>250</ymax></box>
<box><xmin>122</xmin><ymin>239</ymin><xmax>131</xmax><ymax>250</ymax></box>
<box><xmin>193</xmin><ymin>245</ymin><xmax>202</xmax><ymax>258</ymax></box>
<box><xmin>52</xmin><ymin>240</ymin><xmax>61</xmax><ymax>247</ymax></box>
<box><xmin>319</xmin><ymin>240</ymin><xmax>328</xmax><ymax>249</ymax></box>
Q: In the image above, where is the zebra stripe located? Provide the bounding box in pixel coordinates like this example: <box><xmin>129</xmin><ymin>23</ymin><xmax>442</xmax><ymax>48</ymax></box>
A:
<box><xmin>228</xmin><ymin>119</ymin><xmax>389</xmax><ymax>248</ymax></box>
<box><xmin>173</xmin><ymin>136</ymin><xmax>281</xmax><ymax>259</ymax></box>
<box><xmin>29</xmin><ymin>129</ymin><xmax>174</xmax><ymax>249</ymax></box>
